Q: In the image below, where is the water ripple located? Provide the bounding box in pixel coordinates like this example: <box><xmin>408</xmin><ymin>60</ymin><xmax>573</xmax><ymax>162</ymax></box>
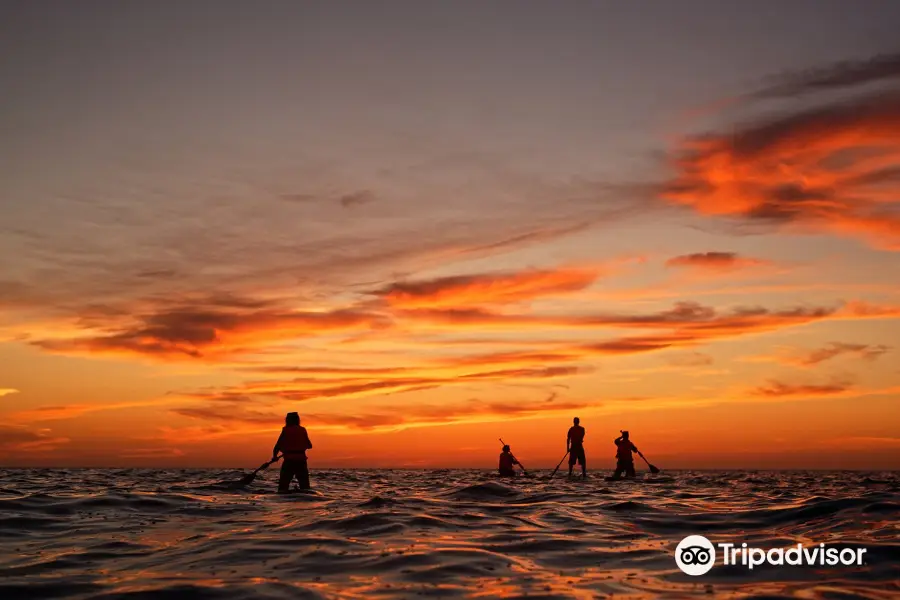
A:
<box><xmin>0</xmin><ymin>469</ymin><xmax>897</xmax><ymax>599</ymax></box>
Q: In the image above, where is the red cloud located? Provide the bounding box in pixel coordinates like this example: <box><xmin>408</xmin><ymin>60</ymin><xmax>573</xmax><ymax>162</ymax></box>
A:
<box><xmin>33</xmin><ymin>306</ymin><xmax>390</xmax><ymax>360</ymax></box>
<box><xmin>376</xmin><ymin>267</ymin><xmax>599</xmax><ymax>309</ymax></box>
<box><xmin>664</xmin><ymin>91</ymin><xmax>900</xmax><ymax>250</ymax></box>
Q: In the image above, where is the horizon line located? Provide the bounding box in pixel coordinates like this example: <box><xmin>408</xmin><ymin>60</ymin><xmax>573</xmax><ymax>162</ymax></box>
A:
<box><xmin>1</xmin><ymin>465</ymin><xmax>896</xmax><ymax>472</ymax></box>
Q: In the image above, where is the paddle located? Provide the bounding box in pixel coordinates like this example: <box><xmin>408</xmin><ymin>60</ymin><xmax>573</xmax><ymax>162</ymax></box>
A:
<box><xmin>234</xmin><ymin>455</ymin><xmax>282</xmax><ymax>487</ymax></box>
<box><xmin>637</xmin><ymin>450</ymin><xmax>660</xmax><ymax>474</ymax></box>
<box><xmin>499</xmin><ymin>438</ymin><xmax>527</xmax><ymax>476</ymax></box>
<box><xmin>548</xmin><ymin>450</ymin><xmax>569</xmax><ymax>480</ymax></box>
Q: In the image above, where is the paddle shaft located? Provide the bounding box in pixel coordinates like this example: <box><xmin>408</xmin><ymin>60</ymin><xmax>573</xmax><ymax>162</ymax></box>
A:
<box><xmin>234</xmin><ymin>455</ymin><xmax>282</xmax><ymax>487</ymax></box>
<box><xmin>548</xmin><ymin>451</ymin><xmax>569</xmax><ymax>479</ymax></box>
<box><xmin>256</xmin><ymin>454</ymin><xmax>282</xmax><ymax>474</ymax></box>
<box><xmin>498</xmin><ymin>438</ymin><xmax>526</xmax><ymax>473</ymax></box>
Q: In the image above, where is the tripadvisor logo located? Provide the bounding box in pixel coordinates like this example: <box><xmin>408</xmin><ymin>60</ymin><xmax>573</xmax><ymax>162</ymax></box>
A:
<box><xmin>675</xmin><ymin>535</ymin><xmax>868</xmax><ymax>576</ymax></box>
<box><xmin>676</xmin><ymin>535</ymin><xmax>716</xmax><ymax>575</ymax></box>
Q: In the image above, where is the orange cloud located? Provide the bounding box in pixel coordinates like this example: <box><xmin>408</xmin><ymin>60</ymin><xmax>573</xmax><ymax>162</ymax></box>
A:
<box><xmin>8</xmin><ymin>397</ymin><xmax>186</xmax><ymax>423</ymax></box>
<box><xmin>192</xmin><ymin>300</ymin><xmax>885</xmax><ymax>407</ymax></box>
<box><xmin>375</xmin><ymin>267</ymin><xmax>600</xmax><ymax>309</ymax></box>
<box><xmin>752</xmin><ymin>379</ymin><xmax>855</xmax><ymax>398</ymax></box>
<box><xmin>166</xmin><ymin>300</ymin><xmax>864</xmax><ymax>411</ymax></box>
<box><xmin>743</xmin><ymin>342</ymin><xmax>892</xmax><ymax>367</ymax></box>
<box><xmin>665</xmin><ymin>252</ymin><xmax>772</xmax><ymax>271</ymax></box>
<box><xmin>119</xmin><ymin>448</ymin><xmax>187</xmax><ymax>459</ymax></box>
<box><xmin>173</xmin><ymin>407</ymin><xmax>279</xmax><ymax>425</ymax></box>
<box><xmin>666</xmin><ymin>351</ymin><xmax>714</xmax><ymax>367</ymax></box>
<box><xmin>21</xmin><ymin>260</ymin><xmax>900</xmax><ymax>383</ymax></box>
<box><xmin>400</xmin><ymin>301</ymin><xmax>837</xmax><ymax>336</ymax></box>
<box><xmin>664</xmin><ymin>91</ymin><xmax>900</xmax><ymax>250</ymax></box>
<box><xmin>10</xmin><ymin>404</ymin><xmax>102</xmax><ymax>421</ymax></box>
<box><xmin>241</xmin><ymin>365</ymin><xmax>419</xmax><ymax>378</ymax></box>
<box><xmin>796</xmin><ymin>342</ymin><xmax>891</xmax><ymax>366</ymax></box>
<box><xmin>0</xmin><ymin>425</ymin><xmax>70</xmax><ymax>453</ymax></box>
<box><xmin>748</xmin><ymin>379</ymin><xmax>900</xmax><ymax>403</ymax></box>
<box><xmin>152</xmin><ymin>424</ymin><xmax>240</xmax><ymax>444</ymax></box>
<box><xmin>843</xmin><ymin>301</ymin><xmax>900</xmax><ymax>318</ymax></box>
<box><xmin>32</xmin><ymin>305</ymin><xmax>390</xmax><ymax>361</ymax></box>
<box><xmin>823</xmin><ymin>436</ymin><xmax>900</xmax><ymax>448</ymax></box>
<box><xmin>0</xmin><ymin>388</ymin><xmax>19</xmax><ymax>398</ymax></box>
<box><xmin>210</xmin><ymin>365</ymin><xmax>583</xmax><ymax>404</ymax></box>
<box><xmin>172</xmin><ymin>395</ymin><xmax>595</xmax><ymax>434</ymax></box>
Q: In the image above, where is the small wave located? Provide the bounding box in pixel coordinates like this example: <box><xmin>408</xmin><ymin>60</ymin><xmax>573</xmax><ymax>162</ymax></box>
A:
<box><xmin>861</xmin><ymin>501</ymin><xmax>899</xmax><ymax>513</ymax></box>
<box><xmin>358</xmin><ymin>496</ymin><xmax>397</xmax><ymax>508</ymax></box>
<box><xmin>602</xmin><ymin>500</ymin><xmax>657</xmax><ymax>512</ymax></box>
<box><xmin>448</xmin><ymin>481</ymin><xmax>521</xmax><ymax>500</ymax></box>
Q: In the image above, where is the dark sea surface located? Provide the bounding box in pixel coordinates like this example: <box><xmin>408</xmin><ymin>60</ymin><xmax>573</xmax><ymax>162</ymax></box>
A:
<box><xmin>0</xmin><ymin>469</ymin><xmax>897</xmax><ymax>599</ymax></box>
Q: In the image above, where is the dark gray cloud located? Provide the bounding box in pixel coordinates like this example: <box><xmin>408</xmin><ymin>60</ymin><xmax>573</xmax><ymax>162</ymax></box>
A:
<box><xmin>752</xmin><ymin>52</ymin><xmax>900</xmax><ymax>99</ymax></box>
<box><xmin>339</xmin><ymin>190</ymin><xmax>377</xmax><ymax>208</ymax></box>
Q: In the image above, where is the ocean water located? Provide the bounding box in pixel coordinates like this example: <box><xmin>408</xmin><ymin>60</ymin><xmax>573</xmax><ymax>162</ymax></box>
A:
<box><xmin>0</xmin><ymin>469</ymin><xmax>897</xmax><ymax>599</ymax></box>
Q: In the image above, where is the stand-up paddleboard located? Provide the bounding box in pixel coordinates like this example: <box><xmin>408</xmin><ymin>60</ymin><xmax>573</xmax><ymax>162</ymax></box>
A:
<box><xmin>261</xmin><ymin>488</ymin><xmax>323</xmax><ymax>496</ymax></box>
<box><xmin>604</xmin><ymin>476</ymin><xmax>674</xmax><ymax>483</ymax></box>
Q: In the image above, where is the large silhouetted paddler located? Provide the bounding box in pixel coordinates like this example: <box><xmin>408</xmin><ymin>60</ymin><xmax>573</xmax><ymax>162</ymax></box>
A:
<box><xmin>567</xmin><ymin>417</ymin><xmax>587</xmax><ymax>478</ymax></box>
<box><xmin>272</xmin><ymin>412</ymin><xmax>313</xmax><ymax>492</ymax></box>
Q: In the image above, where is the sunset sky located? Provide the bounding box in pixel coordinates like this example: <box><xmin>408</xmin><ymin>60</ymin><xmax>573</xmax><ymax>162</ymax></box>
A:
<box><xmin>2</xmin><ymin>1</ymin><xmax>900</xmax><ymax>469</ymax></box>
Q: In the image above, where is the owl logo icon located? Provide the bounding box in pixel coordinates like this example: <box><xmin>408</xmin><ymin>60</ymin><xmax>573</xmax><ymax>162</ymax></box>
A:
<box><xmin>676</xmin><ymin>535</ymin><xmax>716</xmax><ymax>576</ymax></box>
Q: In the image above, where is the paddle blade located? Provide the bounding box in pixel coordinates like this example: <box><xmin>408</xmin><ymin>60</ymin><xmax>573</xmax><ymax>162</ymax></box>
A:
<box><xmin>232</xmin><ymin>459</ymin><xmax>277</xmax><ymax>488</ymax></box>
<box><xmin>648</xmin><ymin>464</ymin><xmax>660</xmax><ymax>474</ymax></box>
<box><xmin>236</xmin><ymin>472</ymin><xmax>257</xmax><ymax>487</ymax></box>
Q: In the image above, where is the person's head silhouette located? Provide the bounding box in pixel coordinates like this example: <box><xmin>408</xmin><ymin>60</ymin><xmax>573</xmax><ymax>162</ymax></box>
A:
<box><xmin>285</xmin><ymin>412</ymin><xmax>300</xmax><ymax>426</ymax></box>
<box><xmin>573</xmin><ymin>417</ymin><xmax>580</xmax><ymax>425</ymax></box>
